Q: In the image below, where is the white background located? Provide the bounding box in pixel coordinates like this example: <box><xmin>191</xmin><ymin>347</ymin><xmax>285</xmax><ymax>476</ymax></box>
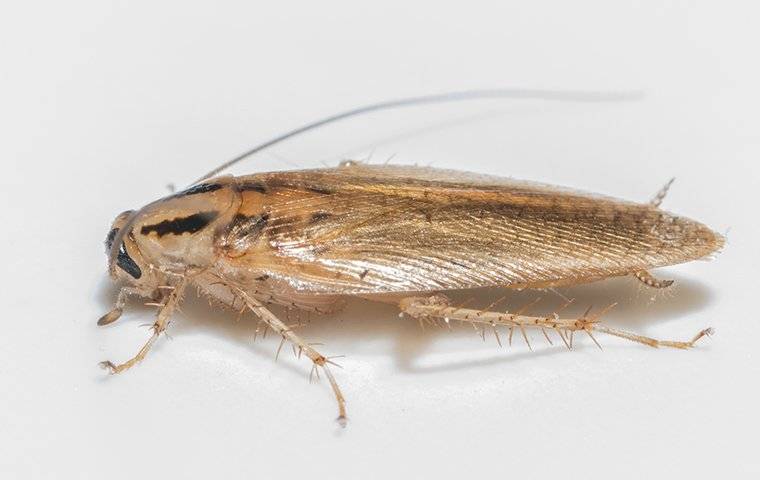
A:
<box><xmin>1</xmin><ymin>1</ymin><xmax>758</xmax><ymax>479</ymax></box>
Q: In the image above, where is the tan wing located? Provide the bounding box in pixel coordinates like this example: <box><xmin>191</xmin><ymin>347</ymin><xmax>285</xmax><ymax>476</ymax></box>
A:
<box><xmin>219</xmin><ymin>163</ymin><xmax>723</xmax><ymax>295</ymax></box>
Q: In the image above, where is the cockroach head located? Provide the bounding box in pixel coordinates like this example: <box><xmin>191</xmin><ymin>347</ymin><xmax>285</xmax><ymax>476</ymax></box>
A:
<box><xmin>104</xmin><ymin>179</ymin><xmax>238</xmax><ymax>289</ymax></box>
<box><xmin>105</xmin><ymin>210</ymin><xmax>149</xmax><ymax>285</ymax></box>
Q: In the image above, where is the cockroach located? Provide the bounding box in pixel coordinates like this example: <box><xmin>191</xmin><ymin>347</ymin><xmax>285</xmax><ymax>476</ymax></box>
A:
<box><xmin>99</xmin><ymin>90</ymin><xmax>723</xmax><ymax>424</ymax></box>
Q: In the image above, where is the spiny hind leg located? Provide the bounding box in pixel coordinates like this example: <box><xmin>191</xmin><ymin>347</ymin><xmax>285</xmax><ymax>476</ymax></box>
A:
<box><xmin>100</xmin><ymin>279</ymin><xmax>186</xmax><ymax>374</ymax></box>
<box><xmin>236</xmin><ymin>290</ymin><xmax>347</xmax><ymax>425</ymax></box>
<box><xmin>398</xmin><ymin>294</ymin><xmax>711</xmax><ymax>350</ymax></box>
<box><xmin>593</xmin><ymin>324</ymin><xmax>713</xmax><ymax>349</ymax></box>
<box><xmin>634</xmin><ymin>270</ymin><xmax>674</xmax><ymax>289</ymax></box>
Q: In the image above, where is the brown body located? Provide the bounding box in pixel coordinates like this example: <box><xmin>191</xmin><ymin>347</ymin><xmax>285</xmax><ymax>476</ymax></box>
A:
<box><xmin>111</xmin><ymin>162</ymin><xmax>721</xmax><ymax>302</ymax></box>
<box><xmin>101</xmin><ymin>161</ymin><xmax>723</xmax><ymax>423</ymax></box>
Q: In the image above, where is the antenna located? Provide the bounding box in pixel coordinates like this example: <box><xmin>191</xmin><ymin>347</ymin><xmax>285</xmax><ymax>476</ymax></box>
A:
<box><xmin>191</xmin><ymin>88</ymin><xmax>641</xmax><ymax>184</ymax></box>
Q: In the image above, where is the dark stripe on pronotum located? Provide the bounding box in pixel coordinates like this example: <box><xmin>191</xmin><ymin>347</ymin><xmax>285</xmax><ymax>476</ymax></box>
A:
<box><xmin>105</xmin><ymin>228</ymin><xmax>142</xmax><ymax>279</ymax></box>
<box><xmin>140</xmin><ymin>211</ymin><xmax>220</xmax><ymax>237</ymax></box>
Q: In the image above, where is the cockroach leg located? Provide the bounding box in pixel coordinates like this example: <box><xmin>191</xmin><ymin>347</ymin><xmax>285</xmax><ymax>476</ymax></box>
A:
<box><xmin>649</xmin><ymin>177</ymin><xmax>675</xmax><ymax>208</ymax></box>
<box><xmin>398</xmin><ymin>295</ymin><xmax>711</xmax><ymax>351</ymax></box>
<box><xmin>634</xmin><ymin>270</ymin><xmax>674</xmax><ymax>289</ymax></box>
<box><xmin>592</xmin><ymin>325</ymin><xmax>713</xmax><ymax>349</ymax></box>
<box><xmin>97</xmin><ymin>286</ymin><xmax>141</xmax><ymax>326</ymax></box>
<box><xmin>99</xmin><ymin>278</ymin><xmax>187</xmax><ymax>374</ymax></box>
<box><xmin>235</xmin><ymin>289</ymin><xmax>347</xmax><ymax>426</ymax></box>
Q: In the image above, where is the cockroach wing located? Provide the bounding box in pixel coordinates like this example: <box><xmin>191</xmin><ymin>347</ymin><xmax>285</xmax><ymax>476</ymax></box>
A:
<box><xmin>221</xmin><ymin>164</ymin><xmax>723</xmax><ymax>295</ymax></box>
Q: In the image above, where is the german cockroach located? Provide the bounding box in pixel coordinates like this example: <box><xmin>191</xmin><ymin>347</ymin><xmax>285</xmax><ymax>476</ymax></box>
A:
<box><xmin>99</xmin><ymin>90</ymin><xmax>723</xmax><ymax>424</ymax></box>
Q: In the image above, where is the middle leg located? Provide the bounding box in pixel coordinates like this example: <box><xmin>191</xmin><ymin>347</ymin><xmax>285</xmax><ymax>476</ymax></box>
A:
<box><xmin>235</xmin><ymin>289</ymin><xmax>347</xmax><ymax>425</ymax></box>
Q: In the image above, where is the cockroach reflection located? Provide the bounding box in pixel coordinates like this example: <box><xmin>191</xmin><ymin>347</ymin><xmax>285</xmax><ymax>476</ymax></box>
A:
<box><xmin>99</xmin><ymin>90</ymin><xmax>723</xmax><ymax>424</ymax></box>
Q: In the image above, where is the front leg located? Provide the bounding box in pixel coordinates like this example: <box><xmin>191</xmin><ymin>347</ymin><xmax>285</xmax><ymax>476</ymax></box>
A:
<box><xmin>97</xmin><ymin>286</ymin><xmax>141</xmax><ymax>326</ymax></box>
<box><xmin>236</xmin><ymin>289</ymin><xmax>347</xmax><ymax>425</ymax></box>
<box><xmin>100</xmin><ymin>278</ymin><xmax>187</xmax><ymax>374</ymax></box>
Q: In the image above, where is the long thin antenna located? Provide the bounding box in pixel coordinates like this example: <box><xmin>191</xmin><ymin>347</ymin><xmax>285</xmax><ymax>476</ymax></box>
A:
<box><xmin>191</xmin><ymin>88</ymin><xmax>641</xmax><ymax>184</ymax></box>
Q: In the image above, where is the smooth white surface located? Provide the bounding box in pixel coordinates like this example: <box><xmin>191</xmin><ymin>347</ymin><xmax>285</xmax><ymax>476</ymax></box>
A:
<box><xmin>1</xmin><ymin>1</ymin><xmax>758</xmax><ymax>478</ymax></box>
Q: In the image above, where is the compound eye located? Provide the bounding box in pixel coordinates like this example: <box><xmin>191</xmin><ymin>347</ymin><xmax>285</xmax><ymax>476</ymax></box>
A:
<box><xmin>105</xmin><ymin>228</ymin><xmax>143</xmax><ymax>279</ymax></box>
